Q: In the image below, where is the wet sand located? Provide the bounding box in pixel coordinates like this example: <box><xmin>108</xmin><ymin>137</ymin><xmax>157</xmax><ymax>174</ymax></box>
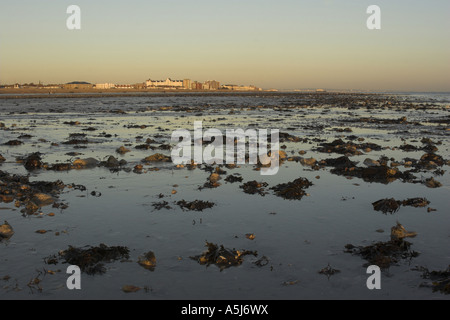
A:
<box><xmin>0</xmin><ymin>92</ymin><xmax>449</xmax><ymax>299</ymax></box>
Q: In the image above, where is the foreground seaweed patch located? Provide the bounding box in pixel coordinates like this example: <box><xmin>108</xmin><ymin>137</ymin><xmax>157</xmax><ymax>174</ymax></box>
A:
<box><xmin>45</xmin><ymin>244</ymin><xmax>130</xmax><ymax>275</ymax></box>
<box><xmin>176</xmin><ymin>200</ymin><xmax>215</xmax><ymax>211</ymax></box>
<box><xmin>344</xmin><ymin>223</ymin><xmax>419</xmax><ymax>269</ymax></box>
<box><xmin>271</xmin><ymin>177</ymin><xmax>312</xmax><ymax>200</ymax></box>
<box><xmin>334</xmin><ymin>164</ymin><xmax>415</xmax><ymax>184</ymax></box>
<box><xmin>416</xmin><ymin>265</ymin><xmax>450</xmax><ymax>295</ymax></box>
<box><xmin>372</xmin><ymin>197</ymin><xmax>431</xmax><ymax>214</ymax></box>
<box><xmin>151</xmin><ymin>200</ymin><xmax>172</xmax><ymax>211</ymax></box>
<box><xmin>318</xmin><ymin>155</ymin><xmax>421</xmax><ymax>184</ymax></box>
<box><xmin>190</xmin><ymin>241</ymin><xmax>257</xmax><ymax>271</ymax></box>
<box><xmin>315</xmin><ymin>138</ymin><xmax>382</xmax><ymax>156</ymax></box>
<box><xmin>240</xmin><ymin>180</ymin><xmax>268</xmax><ymax>196</ymax></box>
<box><xmin>372</xmin><ymin>198</ymin><xmax>401</xmax><ymax>214</ymax></box>
<box><xmin>0</xmin><ymin>170</ymin><xmax>66</xmax><ymax>215</ymax></box>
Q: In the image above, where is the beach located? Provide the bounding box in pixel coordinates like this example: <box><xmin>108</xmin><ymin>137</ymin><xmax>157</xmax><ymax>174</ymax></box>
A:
<box><xmin>0</xmin><ymin>92</ymin><xmax>449</xmax><ymax>299</ymax></box>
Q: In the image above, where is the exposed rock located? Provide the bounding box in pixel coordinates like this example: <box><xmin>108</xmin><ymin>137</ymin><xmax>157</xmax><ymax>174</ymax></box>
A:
<box><xmin>72</xmin><ymin>157</ymin><xmax>99</xmax><ymax>169</ymax></box>
<box><xmin>300</xmin><ymin>157</ymin><xmax>317</xmax><ymax>166</ymax></box>
<box><xmin>209</xmin><ymin>173</ymin><xmax>221</xmax><ymax>183</ymax></box>
<box><xmin>137</xmin><ymin>251</ymin><xmax>156</xmax><ymax>271</ymax></box>
<box><xmin>0</xmin><ymin>221</ymin><xmax>14</xmax><ymax>240</ymax></box>
<box><xmin>133</xmin><ymin>164</ymin><xmax>144</xmax><ymax>173</ymax></box>
<box><xmin>24</xmin><ymin>153</ymin><xmax>44</xmax><ymax>170</ymax></box>
<box><xmin>419</xmin><ymin>153</ymin><xmax>444</xmax><ymax>168</ymax></box>
<box><xmin>116</xmin><ymin>146</ymin><xmax>130</xmax><ymax>155</ymax></box>
<box><xmin>31</xmin><ymin>193</ymin><xmax>55</xmax><ymax>207</ymax></box>
<box><xmin>106</xmin><ymin>155</ymin><xmax>120</xmax><ymax>167</ymax></box>
<box><xmin>424</xmin><ymin>177</ymin><xmax>442</xmax><ymax>188</ymax></box>
<box><xmin>122</xmin><ymin>285</ymin><xmax>141</xmax><ymax>293</ymax></box>
<box><xmin>278</xmin><ymin>150</ymin><xmax>287</xmax><ymax>160</ymax></box>
<box><xmin>391</xmin><ymin>222</ymin><xmax>417</xmax><ymax>240</ymax></box>
<box><xmin>363</xmin><ymin>158</ymin><xmax>380</xmax><ymax>167</ymax></box>
<box><xmin>142</xmin><ymin>153</ymin><xmax>171</xmax><ymax>162</ymax></box>
<box><xmin>316</xmin><ymin>139</ymin><xmax>361</xmax><ymax>155</ymax></box>
<box><xmin>245</xmin><ymin>233</ymin><xmax>255</xmax><ymax>240</ymax></box>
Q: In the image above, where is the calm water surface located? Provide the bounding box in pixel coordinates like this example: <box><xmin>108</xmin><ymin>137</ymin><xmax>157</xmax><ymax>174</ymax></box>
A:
<box><xmin>0</xmin><ymin>92</ymin><xmax>449</xmax><ymax>299</ymax></box>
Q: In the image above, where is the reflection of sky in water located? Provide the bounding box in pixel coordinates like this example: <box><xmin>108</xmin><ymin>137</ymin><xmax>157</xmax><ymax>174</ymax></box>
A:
<box><xmin>0</xmin><ymin>94</ymin><xmax>449</xmax><ymax>299</ymax></box>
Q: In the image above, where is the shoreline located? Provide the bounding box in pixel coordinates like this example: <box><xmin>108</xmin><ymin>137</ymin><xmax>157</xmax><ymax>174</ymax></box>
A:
<box><xmin>0</xmin><ymin>88</ymin><xmax>380</xmax><ymax>100</ymax></box>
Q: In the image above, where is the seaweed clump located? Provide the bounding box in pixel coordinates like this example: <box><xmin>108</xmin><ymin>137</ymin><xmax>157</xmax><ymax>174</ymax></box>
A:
<box><xmin>344</xmin><ymin>223</ymin><xmax>419</xmax><ymax>269</ymax></box>
<box><xmin>372</xmin><ymin>197</ymin><xmax>431</xmax><ymax>214</ymax></box>
<box><xmin>46</xmin><ymin>244</ymin><xmax>130</xmax><ymax>275</ymax></box>
<box><xmin>0</xmin><ymin>170</ymin><xmax>65</xmax><ymax>215</ymax></box>
<box><xmin>176</xmin><ymin>199</ymin><xmax>215</xmax><ymax>211</ymax></box>
<box><xmin>240</xmin><ymin>180</ymin><xmax>268</xmax><ymax>196</ymax></box>
<box><xmin>271</xmin><ymin>177</ymin><xmax>312</xmax><ymax>200</ymax></box>
<box><xmin>190</xmin><ymin>241</ymin><xmax>257</xmax><ymax>271</ymax></box>
<box><xmin>417</xmin><ymin>266</ymin><xmax>450</xmax><ymax>295</ymax></box>
<box><xmin>372</xmin><ymin>198</ymin><xmax>401</xmax><ymax>214</ymax></box>
<box><xmin>318</xmin><ymin>264</ymin><xmax>341</xmax><ymax>279</ymax></box>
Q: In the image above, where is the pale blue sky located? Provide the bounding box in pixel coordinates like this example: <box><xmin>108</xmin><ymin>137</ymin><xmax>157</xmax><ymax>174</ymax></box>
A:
<box><xmin>1</xmin><ymin>0</ymin><xmax>449</xmax><ymax>91</ymax></box>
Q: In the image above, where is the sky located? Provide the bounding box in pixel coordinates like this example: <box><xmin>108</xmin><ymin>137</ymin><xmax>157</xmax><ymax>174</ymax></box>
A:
<box><xmin>1</xmin><ymin>0</ymin><xmax>449</xmax><ymax>91</ymax></box>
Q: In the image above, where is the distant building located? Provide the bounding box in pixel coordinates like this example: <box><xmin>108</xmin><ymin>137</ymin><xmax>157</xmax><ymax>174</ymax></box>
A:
<box><xmin>115</xmin><ymin>84</ymin><xmax>134</xmax><ymax>89</ymax></box>
<box><xmin>43</xmin><ymin>85</ymin><xmax>61</xmax><ymax>89</ymax></box>
<box><xmin>63</xmin><ymin>81</ymin><xmax>93</xmax><ymax>90</ymax></box>
<box><xmin>203</xmin><ymin>80</ymin><xmax>220</xmax><ymax>90</ymax></box>
<box><xmin>183</xmin><ymin>79</ymin><xmax>191</xmax><ymax>89</ymax></box>
<box><xmin>95</xmin><ymin>83</ymin><xmax>115</xmax><ymax>89</ymax></box>
<box><xmin>146</xmin><ymin>78</ymin><xmax>183</xmax><ymax>88</ymax></box>
<box><xmin>133</xmin><ymin>83</ymin><xmax>146</xmax><ymax>89</ymax></box>
<box><xmin>191</xmin><ymin>81</ymin><xmax>203</xmax><ymax>90</ymax></box>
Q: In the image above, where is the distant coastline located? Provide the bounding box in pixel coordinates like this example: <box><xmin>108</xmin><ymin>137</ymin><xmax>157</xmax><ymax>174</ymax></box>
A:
<box><xmin>0</xmin><ymin>87</ymin><xmax>381</xmax><ymax>100</ymax></box>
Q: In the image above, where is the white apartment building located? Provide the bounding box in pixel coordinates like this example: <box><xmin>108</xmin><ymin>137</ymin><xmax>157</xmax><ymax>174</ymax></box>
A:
<box><xmin>146</xmin><ymin>78</ymin><xmax>183</xmax><ymax>88</ymax></box>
